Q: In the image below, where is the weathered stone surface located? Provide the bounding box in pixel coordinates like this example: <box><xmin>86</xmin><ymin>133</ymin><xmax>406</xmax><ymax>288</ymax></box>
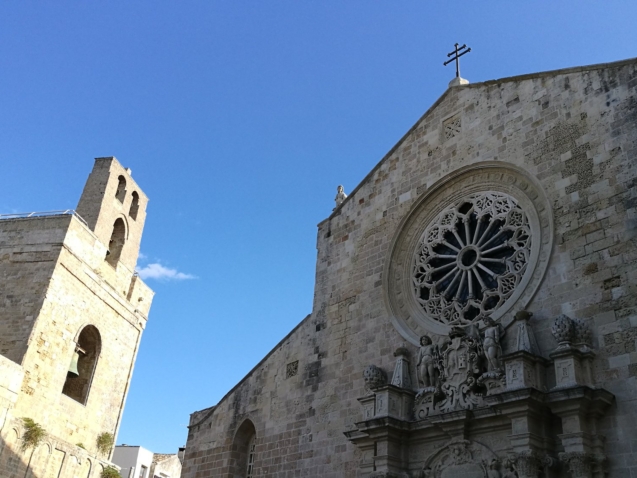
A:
<box><xmin>0</xmin><ymin>157</ymin><xmax>154</xmax><ymax>478</ymax></box>
<box><xmin>182</xmin><ymin>58</ymin><xmax>637</xmax><ymax>477</ymax></box>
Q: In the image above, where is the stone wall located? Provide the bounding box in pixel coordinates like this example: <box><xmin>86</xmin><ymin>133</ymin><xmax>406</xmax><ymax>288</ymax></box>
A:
<box><xmin>0</xmin><ymin>355</ymin><xmax>23</xmax><ymax>431</ymax></box>
<box><xmin>14</xmin><ymin>214</ymin><xmax>147</xmax><ymax>447</ymax></box>
<box><xmin>0</xmin><ymin>216</ymin><xmax>69</xmax><ymax>363</ymax></box>
<box><xmin>185</xmin><ymin>58</ymin><xmax>637</xmax><ymax>477</ymax></box>
<box><xmin>0</xmin><ymin>157</ymin><xmax>154</xmax><ymax>478</ymax></box>
<box><xmin>77</xmin><ymin>157</ymin><xmax>149</xmax><ymax>275</ymax></box>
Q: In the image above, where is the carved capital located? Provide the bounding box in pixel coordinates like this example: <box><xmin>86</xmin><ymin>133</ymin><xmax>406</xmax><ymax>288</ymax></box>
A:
<box><xmin>559</xmin><ymin>452</ymin><xmax>593</xmax><ymax>478</ymax></box>
<box><xmin>508</xmin><ymin>451</ymin><xmax>541</xmax><ymax>478</ymax></box>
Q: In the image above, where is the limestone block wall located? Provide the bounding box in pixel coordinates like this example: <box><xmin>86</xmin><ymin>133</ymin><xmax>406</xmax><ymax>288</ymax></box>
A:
<box><xmin>14</xmin><ymin>214</ymin><xmax>149</xmax><ymax>452</ymax></box>
<box><xmin>0</xmin><ymin>216</ymin><xmax>70</xmax><ymax>363</ymax></box>
<box><xmin>183</xmin><ymin>59</ymin><xmax>637</xmax><ymax>477</ymax></box>
<box><xmin>0</xmin><ymin>355</ymin><xmax>23</xmax><ymax>430</ymax></box>
<box><xmin>0</xmin><ymin>415</ymin><xmax>117</xmax><ymax>478</ymax></box>
<box><xmin>0</xmin><ymin>211</ymin><xmax>153</xmax><ymax>478</ymax></box>
<box><xmin>0</xmin><ymin>156</ymin><xmax>153</xmax><ymax>478</ymax></box>
<box><xmin>76</xmin><ymin>157</ymin><xmax>149</xmax><ymax>295</ymax></box>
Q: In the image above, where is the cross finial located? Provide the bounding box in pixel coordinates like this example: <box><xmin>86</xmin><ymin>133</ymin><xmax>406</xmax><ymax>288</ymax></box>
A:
<box><xmin>444</xmin><ymin>43</ymin><xmax>471</xmax><ymax>79</ymax></box>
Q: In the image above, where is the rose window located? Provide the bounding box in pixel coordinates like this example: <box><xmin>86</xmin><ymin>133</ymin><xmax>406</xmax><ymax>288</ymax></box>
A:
<box><xmin>412</xmin><ymin>192</ymin><xmax>531</xmax><ymax>326</ymax></box>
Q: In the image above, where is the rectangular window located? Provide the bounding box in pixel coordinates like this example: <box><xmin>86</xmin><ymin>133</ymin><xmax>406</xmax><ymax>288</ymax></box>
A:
<box><xmin>139</xmin><ymin>465</ymin><xmax>148</xmax><ymax>478</ymax></box>
<box><xmin>246</xmin><ymin>440</ymin><xmax>256</xmax><ymax>478</ymax></box>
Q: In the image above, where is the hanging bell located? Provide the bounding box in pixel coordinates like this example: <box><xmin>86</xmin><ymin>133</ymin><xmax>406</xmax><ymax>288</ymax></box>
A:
<box><xmin>67</xmin><ymin>351</ymin><xmax>80</xmax><ymax>377</ymax></box>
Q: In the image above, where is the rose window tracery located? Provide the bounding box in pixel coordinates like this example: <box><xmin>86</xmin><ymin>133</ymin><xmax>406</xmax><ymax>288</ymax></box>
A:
<box><xmin>412</xmin><ymin>192</ymin><xmax>531</xmax><ymax>326</ymax></box>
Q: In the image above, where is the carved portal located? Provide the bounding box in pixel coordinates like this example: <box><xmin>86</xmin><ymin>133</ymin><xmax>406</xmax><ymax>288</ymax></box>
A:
<box><xmin>421</xmin><ymin>440</ymin><xmax>499</xmax><ymax>478</ymax></box>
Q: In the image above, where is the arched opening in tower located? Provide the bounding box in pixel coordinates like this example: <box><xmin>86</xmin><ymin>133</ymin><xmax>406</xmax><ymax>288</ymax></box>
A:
<box><xmin>106</xmin><ymin>218</ymin><xmax>126</xmax><ymax>267</ymax></box>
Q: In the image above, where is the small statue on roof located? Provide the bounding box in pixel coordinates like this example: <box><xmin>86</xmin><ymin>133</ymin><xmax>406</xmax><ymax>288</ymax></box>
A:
<box><xmin>334</xmin><ymin>185</ymin><xmax>347</xmax><ymax>209</ymax></box>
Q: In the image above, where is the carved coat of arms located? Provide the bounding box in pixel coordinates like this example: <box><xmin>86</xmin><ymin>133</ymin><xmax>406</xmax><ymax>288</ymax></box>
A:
<box><xmin>414</xmin><ymin>325</ymin><xmax>504</xmax><ymax>417</ymax></box>
<box><xmin>437</xmin><ymin>328</ymin><xmax>482</xmax><ymax>411</ymax></box>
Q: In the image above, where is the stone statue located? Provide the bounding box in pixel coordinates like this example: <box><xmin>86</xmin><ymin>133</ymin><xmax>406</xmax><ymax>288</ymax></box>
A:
<box><xmin>487</xmin><ymin>459</ymin><xmax>501</xmax><ymax>478</ymax></box>
<box><xmin>334</xmin><ymin>185</ymin><xmax>347</xmax><ymax>208</ymax></box>
<box><xmin>417</xmin><ymin>335</ymin><xmax>438</xmax><ymax>388</ymax></box>
<box><xmin>502</xmin><ymin>463</ymin><xmax>518</xmax><ymax>478</ymax></box>
<box><xmin>482</xmin><ymin>317</ymin><xmax>503</xmax><ymax>372</ymax></box>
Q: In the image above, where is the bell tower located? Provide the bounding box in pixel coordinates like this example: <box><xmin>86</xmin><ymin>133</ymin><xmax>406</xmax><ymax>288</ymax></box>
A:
<box><xmin>0</xmin><ymin>156</ymin><xmax>154</xmax><ymax>478</ymax></box>
<box><xmin>76</xmin><ymin>157</ymin><xmax>148</xmax><ymax>277</ymax></box>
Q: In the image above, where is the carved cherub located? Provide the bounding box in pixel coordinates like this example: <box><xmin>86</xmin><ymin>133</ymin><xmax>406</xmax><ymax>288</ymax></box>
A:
<box><xmin>482</xmin><ymin>317</ymin><xmax>503</xmax><ymax>372</ymax></box>
<box><xmin>501</xmin><ymin>457</ymin><xmax>519</xmax><ymax>478</ymax></box>
<box><xmin>487</xmin><ymin>458</ymin><xmax>501</xmax><ymax>478</ymax></box>
<box><xmin>502</xmin><ymin>463</ymin><xmax>518</xmax><ymax>478</ymax></box>
<box><xmin>417</xmin><ymin>335</ymin><xmax>438</xmax><ymax>388</ymax></box>
<box><xmin>334</xmin><ymin>185</ymin><xmax>347</xmax><ymax>208</ymax></box>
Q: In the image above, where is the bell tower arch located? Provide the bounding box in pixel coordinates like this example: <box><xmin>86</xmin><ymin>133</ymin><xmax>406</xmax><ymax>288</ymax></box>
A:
<box><xmin>76</xmin><ymin>157</ymin><xmax>148</xmax><ymax>275</ymax></box>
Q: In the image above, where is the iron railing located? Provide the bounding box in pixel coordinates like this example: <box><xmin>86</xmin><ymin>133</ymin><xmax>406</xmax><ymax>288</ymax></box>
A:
<box><xmin>0</xmin><ymin>210</ymin><xmax>88</xmax><ymax>227</ymax></box>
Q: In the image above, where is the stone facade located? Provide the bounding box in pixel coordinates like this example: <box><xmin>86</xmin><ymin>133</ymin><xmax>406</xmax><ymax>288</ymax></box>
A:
<box><xmin>182</xmin><ymin>58</ymin><xmax>637</xmax><ymax>478</ymax></box>
<box><xmin>151</xmin><ymin>453</ymin><xmax>183</xmax><ymax>478</ymax></box>
<box><xmin>0</xmin><ymin>157</ymin><xmax>154</xmax><ymax>477</ymax></box>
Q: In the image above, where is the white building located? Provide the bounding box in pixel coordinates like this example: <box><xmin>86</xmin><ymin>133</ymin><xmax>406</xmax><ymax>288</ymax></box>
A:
<box><xmin>113</xmin><ymin>445</ymin><xmax>183</xmax><ymax>478</ymax></box>
<box><xmin>112</xmin><ymin>446</ymin><xmax>154</xmax><ymax>478</ymax></box>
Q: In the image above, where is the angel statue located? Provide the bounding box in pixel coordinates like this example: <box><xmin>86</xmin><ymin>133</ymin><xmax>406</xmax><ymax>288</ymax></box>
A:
<box><xmin>417</xmin><ymin>335</ymin><xmax>439</xmax><ymax>388</ymax></box>
<box><xmin>482</xmin><ymin>317</ymin><xmax>503</xmax><ymax>372</ymax></box>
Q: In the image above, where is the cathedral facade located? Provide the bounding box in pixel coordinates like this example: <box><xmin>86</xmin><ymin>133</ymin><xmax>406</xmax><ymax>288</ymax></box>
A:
<box><xmin>182</xmin><ymin>58</ymin><xmax>637</xmax><ymax>478</ymax></box>
<box><xmin>0</xmin><ymin>157</ymin><xmax>153</xmax><ymax>477</ymax></box>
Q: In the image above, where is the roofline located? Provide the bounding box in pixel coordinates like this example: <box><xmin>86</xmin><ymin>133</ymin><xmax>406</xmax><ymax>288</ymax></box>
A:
<box><xmin>469</xmin><ymin>56</ymin><xmax>637</xmax><ymax>89</ymax></box>
<box><xmin>320</xmin><ymin>56</ymin><xmax>637</xmax><ymax>225</ymax></box>
<box><xmin>321</xmin><ymin>87</ymin><xmax>453</xmax><ymax>225</ymax></box>
<box><xmin>189</xmin><ymin>312</ymin><xmax>313</xmax><ymax>428</ymax></box>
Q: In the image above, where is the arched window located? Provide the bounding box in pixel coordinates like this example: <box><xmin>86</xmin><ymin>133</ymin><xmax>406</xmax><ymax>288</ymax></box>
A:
<box><xmin>106</xmin><ymin>218</ymin><xmax>126</xmax><ymax>266</ymax></box>
<box><xmin>62</xmin><ymin>325</ymin><xmax>101</xmax><ymax>405</ymax></box>
<box><xmin>129</xmin><ymin>191</ymin><xmax>140</xmax><ymax>220</ymax></box>
<box><xmin>246</xmin><ymin>435</ymin><xmax>256</xmax><ymax>478</ymax></box>
<box><xmin>115</xmin><ymin>176</ymin><xmax>126</xmax><ymax>203</ymax></box>
<box><xmin>231</xmin><ymin>420</ymin><xmax>257</xmax><ymax>478</ymax></box>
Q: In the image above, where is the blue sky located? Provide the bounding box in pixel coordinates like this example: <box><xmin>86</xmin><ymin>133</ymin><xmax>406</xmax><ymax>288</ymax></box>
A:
<box><xmin>1</xmin><ymin>1</ymin><xmax>636</xmax><ymax>454</ymax></box>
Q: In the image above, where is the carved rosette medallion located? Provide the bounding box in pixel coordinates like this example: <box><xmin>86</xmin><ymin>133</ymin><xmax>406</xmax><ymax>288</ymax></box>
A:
<box><xmin>384</xmin><ymin>164</ymin><xmax>553</xmax><ymax>343</ymax></box>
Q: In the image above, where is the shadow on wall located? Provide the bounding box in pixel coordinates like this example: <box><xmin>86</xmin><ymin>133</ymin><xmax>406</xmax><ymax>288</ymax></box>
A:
<box><xmin>0</xmin><ymin>431</ymin><xmax>35</xmax><ymax>478</ymax></box>
<box><xmin>0</xmin><ymin>431</ymin><xmax>105</xmax><ymax>478</ymax></box>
